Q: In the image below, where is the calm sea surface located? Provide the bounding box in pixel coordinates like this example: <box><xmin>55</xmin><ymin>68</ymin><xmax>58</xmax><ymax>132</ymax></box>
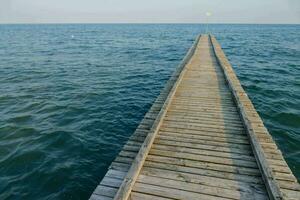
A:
<box><xmin>0</xmin><ymin>24</ymin><xmax>299</xmax><ymax>199</ymax></box>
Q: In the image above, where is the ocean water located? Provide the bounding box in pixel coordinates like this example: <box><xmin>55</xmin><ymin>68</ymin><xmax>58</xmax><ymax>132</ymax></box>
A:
<box><xmin>0</xmin><ymin>24</ymin><xmax>299</xmax><ymax>199</ymax></box>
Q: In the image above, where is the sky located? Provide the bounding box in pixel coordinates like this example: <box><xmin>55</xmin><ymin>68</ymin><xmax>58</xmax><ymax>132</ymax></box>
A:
<box><xmin>0</xmin><ymin>0</ymin><xmax>299</xmax><ymax>24</ymax></box>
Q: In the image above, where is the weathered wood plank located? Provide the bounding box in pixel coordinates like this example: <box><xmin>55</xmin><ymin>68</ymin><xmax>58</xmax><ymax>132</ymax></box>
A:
<box><xmin>155</xmin><ymin>134</ymin><xmax>252</xmax><ymax>150</ymax></box>
<box><xmin>145</xmin><ymin>155</ymin><xmax>261</xmax><ymax>177</ymax></box>
<box><xmin>90</xmin><ymin>194</ymin><xmax>113</xmax><ymax>200</ymax></box>
<box><xmin>133</xmin><ymin>182</ymin><xmax>227</xmax><ymax>200</ymax></box>
<box><xmin>160</xmin><ymin>126</ymin><xmax>248</xmax><ymax>139</ymax></box>
<box><xmin>94</xmin><ymin>185</ymin><xmax>118</xmax><ymax>198</ymax></box>
<box><xmin>141</xmin><ymin>166</ymin><xmax>267</xmax><ymax>193</ymax></box>
<box><xmin>153</xmin><ymin>138</ymin><xmax>253</xmax><ymax>155</ymax></box>
<box><xmin>130</xmin><ymin>192</ymin><xmax>172</xmax><ymax>200</ymax></box>
<box><xmin>151</xmin><ymin>143</ymin><xmax>256</xmax><ymax>161</ymax></box>
<box><xmin>148</xmin><ymin>148</ymin><xmax>258</xmax><ymax>168</ymax></box>
<box><xmin>136</xmin><ymin>174</ymin><xmax>268</xmax><ymax>200</ymax></box>
<box><xmin>158</xmin><ymin>130</ymin><xmax>250</xmax><ymax>144</ymax></box>
<box><xmin>143</xmin><ymin>161</ymin><xmax>263</xmax><ymax>184</ymax></box>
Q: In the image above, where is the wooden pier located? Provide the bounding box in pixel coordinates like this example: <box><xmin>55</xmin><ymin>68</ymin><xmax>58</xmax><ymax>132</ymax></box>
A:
<box><xmin>90</xmin><ymin>35</ymin><xmax>300</xmax><ymax>200</ymax></box>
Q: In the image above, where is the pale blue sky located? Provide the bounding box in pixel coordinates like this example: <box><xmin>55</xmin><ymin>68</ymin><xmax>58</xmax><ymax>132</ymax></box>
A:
<box><xmin>0</xmin><ymin>0</ymin><xmax>299</xmax><ymax>24</ymax></box>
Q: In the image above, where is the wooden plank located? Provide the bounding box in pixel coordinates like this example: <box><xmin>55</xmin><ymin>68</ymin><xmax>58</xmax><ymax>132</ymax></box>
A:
<box><xmin>141</xmin><ymin>166</ymin><xmax>267</xmax><ymax>194</ymax></box>
<box><xmin>151</xmin><ymin>143</ymin><xmax>256</xmax><ymax>162</ymax></box>
<box><xmin>163</xmin><ymin>119</ymin><xmax>245</xmax><ymax>130</ymax></box>
<box><xmin>158</xmin><ymin>130</ymin><xmax>250</xmax><ymax>144</ymax></box>
<box><xmin>143</xmin><ymin>161</ymin><xmax>263</xmax><ymax>184</ymax></box>
<box><xmin>115</xmin><ymin>156</ymin><xmax>134</xmax><ymax>164</ymax></box>
<box><xmin>148</xmin><ymin>148</ymin><xmax>258</xmax><ymax>168</ymax></box>
<box><xmin>90</xmin><ymin>194</ymin><xmax>113</xmax><ymax>200</ymax></box>
<box><xmin>160</xmin><ymin>126</ymin><xmax>248</xmax><ymax>139</ymax></box>
<box><xmin>282</xmin><ymin>189</ymin><xmax>300</xmax><ymax>199</ymax></box>
<box><xmin>136</xmin><ymin>174</ymin><xmax>268</xmax><ymax>200</ymax></box>
<box><xmin>164</xmin><ymin>115</ymin><xmax>244</xmax><ymax>126</ymax></box>
<box><xmin>101</xmin><ymin>177</ymin><xmax>123</xmax><ymax>188</ymax></box>
<box><xmin>169</xmin><ymin>104</ymin><xmax>239</xmax><ymax>112</ymax></box>
<box><xmin>106</xmin><ymin>170</ymin><xmax>127</xmax><ymax>180</ymax></box>
<box><xmin>94</xmin><ymin>185</ymin><xmax>118</xmax><ymax>198</ymax></box>
<box><xmin>145</xmin><ymin>155</ymin><xmax>261</xmax><ymax>177</ymax></box>
<box><xmin>165</xmin><ymin>110</ymin><xmax>241</xmax><ymax>121</ymax></box>
<box><xmin>167</xmin><ymin>107</ymin><xmax>240</xmax><ymax>117</ymax></box>
<box><xmin>133</xmin><ymin>182</ymin><xmax>227</xmax><ymax>200</ymax></box>
<box><xmin>155</xmin><ymin>135</ymin><xmax>252</xmax><ymax>150</ymax></box>
<box><xmin>278</xmin><ymin>181</ymin><xmax>300</xmax><ymax>191</ymax></box>
<box><xmin>172</xmin><ymin>96</ymin><xmax>234</xmax><ymax>103</ymax></box>
<box><xmin>161</xmin><ymin>122</ymin><xmax>246</xmax><ymax>134</ymax></box>
<box><xmin>154</xmin><ymin>138</ymin><xmax>253</xmax><ymax>155</ymax></box>
<box><xmin>110</xmin><ymin>162</ymin><xmax>131</xmax><ymax>172</ymax></box>
<box><xmin>161</xmin><ymin>120</ymin><xmax>245</xmax><ymax>133</ymax></box>
<box><xmin>130</xmin><ymin>192</ymin><xmax>173</xmax><ymax>200</ymax></box>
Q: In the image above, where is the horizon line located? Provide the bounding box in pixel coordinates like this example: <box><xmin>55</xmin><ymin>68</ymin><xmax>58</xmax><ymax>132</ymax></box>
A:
<box><xmin>1</xmin><ymin>22</ymin><xmax>299</xmax><ymax>25</ymax></box>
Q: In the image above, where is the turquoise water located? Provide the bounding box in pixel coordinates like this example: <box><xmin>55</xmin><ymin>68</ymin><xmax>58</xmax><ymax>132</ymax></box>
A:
<box><xmin>0</xmin><ymin>24</ymin><xmax>299</xmax><ymax>199</ymax></box>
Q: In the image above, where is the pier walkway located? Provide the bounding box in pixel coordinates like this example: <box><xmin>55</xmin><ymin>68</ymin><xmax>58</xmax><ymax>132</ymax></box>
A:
<box><xmin>90</xmin><ymin>35</ymin><xmax>300</xmax><ymax>200</ymax></box>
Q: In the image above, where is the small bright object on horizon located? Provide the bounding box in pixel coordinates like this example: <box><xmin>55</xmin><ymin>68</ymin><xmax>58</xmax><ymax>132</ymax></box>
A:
<box><xmin>205</xmin><ymin>12</ymin><xmax>211</xmax><ymax>34</ymax></box>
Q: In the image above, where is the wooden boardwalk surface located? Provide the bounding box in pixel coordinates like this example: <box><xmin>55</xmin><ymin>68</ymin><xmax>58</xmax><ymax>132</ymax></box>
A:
<box><xmin>90</xmin><ymin>35</ymin><xmax>300</xmax><ymax>200</ymax></box>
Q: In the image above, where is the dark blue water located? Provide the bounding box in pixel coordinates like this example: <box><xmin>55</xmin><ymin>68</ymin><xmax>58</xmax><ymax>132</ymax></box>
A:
<box><xmin>0</xmin><ymin>24</ymin><xmax>299</xmax><ymax>199</ymax></box>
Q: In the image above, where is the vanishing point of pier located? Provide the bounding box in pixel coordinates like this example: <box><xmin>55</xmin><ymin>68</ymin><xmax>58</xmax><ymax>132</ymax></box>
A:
<box><xmin>90</xmin><ymin>35</ymin><xmax>300</xmax><ymax>200</ymax></box>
